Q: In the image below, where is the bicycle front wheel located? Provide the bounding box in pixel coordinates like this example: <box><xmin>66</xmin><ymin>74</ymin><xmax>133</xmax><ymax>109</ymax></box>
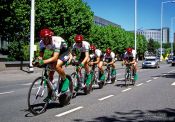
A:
<box><xmin>28</xmin><ymin>77</ymin><xmax>49</xmax><ymax>115</ymax></box>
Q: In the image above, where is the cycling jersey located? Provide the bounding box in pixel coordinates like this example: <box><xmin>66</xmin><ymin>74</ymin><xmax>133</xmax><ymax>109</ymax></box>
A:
<box><xmin>72</xmin><ymin>41</ymin><xmax>90</xmax><ymax>61</ymax></box>
<box><xmin>90</xmin><ymin>49</ymin><xmax>103</xmax><ymax>61</ymax></box>
<box><xmin>124</xmin><ymin>50</ymin><xmax>136</xmax><ymax>61</ymax></box>
<box><xmin>103</xmin><ymin>52</ymin><xmax>115</xmax><ymax>63</ymax></box>
<box><xmin>40</xmin><ymin>36</ymin><xmax>70</xmax><ymax>62</ymax></box>
<box><xmin>72</xmin><ymin>41</ymin><xmax>90</xmax><ymax>52</ymax></box>
<box><xmin>40</xmin><ymin>36</ymin><xmax>68</xmax><ymax>53</ymax></box>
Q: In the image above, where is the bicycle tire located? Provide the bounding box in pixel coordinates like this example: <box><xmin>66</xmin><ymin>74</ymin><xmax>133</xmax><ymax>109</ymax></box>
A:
<box><xmin>59</xmin><ymin>75</ymin><xmax>72</xmax><ymax>106</ymax></box>
<box><xmin>28</xmin><ymin>77</ymin><xmax>48</xmax><ymax>115</ymax></box>
<box><xmin>70</xmin><ymin>72</ymin><xmax>78</xmax><ymax>97</ymax></box>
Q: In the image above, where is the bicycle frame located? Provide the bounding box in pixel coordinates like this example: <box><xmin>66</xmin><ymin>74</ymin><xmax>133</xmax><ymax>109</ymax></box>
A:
<box><xmin>124</xmin><ymin>63</ymin><xmax>135</xmax><ymax>86</ymax></box>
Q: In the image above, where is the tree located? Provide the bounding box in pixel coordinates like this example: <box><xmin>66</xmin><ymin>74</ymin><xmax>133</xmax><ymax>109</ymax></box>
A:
<box><xmin>0</xmin><ymin>0</ymin><xmax>94</xmax><ymax>46</ymax></box>
<box><xmin>147</xmin><ymin>38</ymin><xmax>160</xmax><ymax>54</ymax></box>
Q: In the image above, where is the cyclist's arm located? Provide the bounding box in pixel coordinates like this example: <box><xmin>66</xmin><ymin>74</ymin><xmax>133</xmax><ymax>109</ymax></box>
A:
<box><xmin>81</xmin><ymin>51</ymin><xmax>89</xmax><ymax>65</ymax></box>
<box><xmin>68</xmin><ymin>53</ymin><xmax>73</xmax><ymax>63</ymax></box>
<box><xmin>108</xmin><ymin>59</ymin><xmax>115</xmax><ymax>65</ymax></box>
<box><xmin>92</xmin><ymin>57</ymin><xmax>100</xmax><ymax>64</ymax></box>
<box><xmin>39</xmin><ymin>51</ymin><xmax>44</xmax><ymax>59</ymax></box>
<box><xmin>130</xmin><ymin>59</ymin><xmax>136</xmax><ymax>64</ymax></box>
<box><xmin>43</xmin><ymin>51</ymin><xmax>59</xmax><ymax>64</ymax></box>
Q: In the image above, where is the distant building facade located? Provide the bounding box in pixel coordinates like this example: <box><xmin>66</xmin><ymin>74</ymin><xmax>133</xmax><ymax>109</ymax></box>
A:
<box><xmin>137</xmin><ymin>27</ymin><xmax>169</xmax><ymax>43</ymax></box>
<box><xmin>94</xmin><ymin>15</ymin><xmax>121</xmax><ymax>27</ymax></box>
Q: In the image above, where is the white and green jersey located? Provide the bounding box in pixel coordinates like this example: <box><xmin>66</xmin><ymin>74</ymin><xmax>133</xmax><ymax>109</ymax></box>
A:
<box><xmin>72</xmin><ymin>41</ymin><xmax>90</xmax><ymax>52</ymax></box>
<box><xmin>90</xmin><ymin>49</ymin><xmax>102</xmax><ymax>59</ymax></box>
<box><xmin>40</xmin><ymin>36</ymin><xmax>68</xmax><ymax>53</ymax></box>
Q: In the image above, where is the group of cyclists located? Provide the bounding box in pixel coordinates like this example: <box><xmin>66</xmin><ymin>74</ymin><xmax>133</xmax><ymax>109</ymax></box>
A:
<box><xmin>34</xmin><ymin>28</ymin><xmax>138</xmax><ymax>101</ymax></box>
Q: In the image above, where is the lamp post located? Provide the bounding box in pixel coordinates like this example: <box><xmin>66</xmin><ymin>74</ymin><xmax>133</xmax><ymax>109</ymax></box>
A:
<box><xmin>29</xmin><ymin>0</ymin><xmax>35</xmax><ymax>73</ymax></box>
<box><xmin>171</xmin><ymin>17</ymin><xmax>175</xmax><ymax>55</ymax></box>
<box><xmin>160</xmin><ymin>1</ymin><xmax>175</xmax><ymax>61</ymax></box>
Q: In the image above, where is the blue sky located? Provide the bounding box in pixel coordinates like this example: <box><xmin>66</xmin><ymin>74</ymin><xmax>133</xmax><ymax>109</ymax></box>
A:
<box><xmin>83</xmin><ymin>0</ymin><xmax>175</xmax><ymax>31</ymax></box>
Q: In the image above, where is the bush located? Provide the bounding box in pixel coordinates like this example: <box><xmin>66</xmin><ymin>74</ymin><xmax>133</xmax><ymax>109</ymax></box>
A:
<box><xmin>7</xmin><ymin>41</ymin><xmax>54</xmax><ymax>61</ymax></box>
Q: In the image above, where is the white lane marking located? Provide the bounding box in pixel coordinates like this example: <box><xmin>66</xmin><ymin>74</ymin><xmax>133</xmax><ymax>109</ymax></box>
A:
<box><xmin>0</xmin><ymin>91</ymin><xmax>14</xmax><ymax>95</ymax></box>
<box><xmin>136</xmin><ymin>83</ymin><xmax>143</xmax><ymax>86</ymax></box>
<box><xmin>171</xmin><ymin>82</ymin><xmax>175</xmax><ymax>86</ymax></box>
<box><xmin>55</xmin><ymin>106</ymin><xmax>83</xmax><ymax>117</ymax></box>
<box><xmin>168</xmin><ymin>70</ymin><xmax>175</xmax><ymax>73</ymax></box>
<box><xmin>153</xmin><ymin>77</ymin><xmax>158</xmax><ymax>79</ymax></box>
<box><xmin>146</xmin><ymin>80</ymin><xmax>152</xmax><ymax>83</ymax></box>
<box><xmin>98</xmin><ymin>95</ymin><xmax>114</xmax><ymax>101</ymax></box>
<box><xmin>122</xmin><ymin>88</ymin><xmax>132</xmax><ymax>92</ymax></box>
<box><xmin>20</xmin><ymin>83</ymin><xmax>32</xmax><ymax>86</ymax></box>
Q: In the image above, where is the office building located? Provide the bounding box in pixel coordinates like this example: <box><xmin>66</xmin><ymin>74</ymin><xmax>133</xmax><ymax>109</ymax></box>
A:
<box><xmin>137</xmin><ymin>28</ymin><xmax>169</xmax><ymax>43</ymax></box>
<box><xmin>94</xmin><ymin>15</ymin><xmax>121</xmax><ymax>27</ymax></box>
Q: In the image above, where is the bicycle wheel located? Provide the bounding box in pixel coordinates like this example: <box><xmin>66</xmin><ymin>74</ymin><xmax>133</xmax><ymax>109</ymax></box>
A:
<box><xmin>71</xmin><ymin>72</ymin><xmax>78</xmax><ymax>97</ymax></box>
<box><xmin>124</xmin><ymin>70</ymin><xmax>129</xmax><ymax>86</ymax></box>
<box><xmin>59</xmin><ymin>75</ymin><xmax>72</xmax><ymax>106</ymax></box>
<box><xmin>28</xmin><ymin>77</ymin><xmax>49</xmax><ymax>115</ymax></box>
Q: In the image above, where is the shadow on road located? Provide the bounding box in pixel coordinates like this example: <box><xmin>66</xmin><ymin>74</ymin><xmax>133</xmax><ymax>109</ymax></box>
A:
<box><xmin>152</xmin><ymin>73</ymin><xmax>175</xmax><ymax>79</ymax></box>
<box><xmin>73</xmin><ymin>108</ymin><xmax>175</xmax><ymax>122</ymax></box>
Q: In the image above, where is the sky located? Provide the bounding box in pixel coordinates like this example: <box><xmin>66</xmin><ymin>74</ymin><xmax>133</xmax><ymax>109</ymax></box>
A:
<box><xmin>83</xmin><ymin>0</ymin><xmax>175</xmax><ymax>32</ymax></box>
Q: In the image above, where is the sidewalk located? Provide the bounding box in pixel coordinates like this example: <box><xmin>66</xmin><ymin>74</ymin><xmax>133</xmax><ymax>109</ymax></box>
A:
<box><xmin>0</xmin><ymin>61</ymin><xmax>143</xmax><ymax>82</ymax></box>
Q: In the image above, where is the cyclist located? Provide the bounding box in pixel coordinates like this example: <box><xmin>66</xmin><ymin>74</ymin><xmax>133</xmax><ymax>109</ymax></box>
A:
<box><xmin>34</xmin><ymin>28</ymin><xmax>72</xmax><ymax>101</ymax></box>
<box><xmin>123</xmin><ymin>47</ymin><xmax>138</xmax><ymax>80</ymax></box>
<box><xmin>72</xmin><ymin>34</ymin><xmax>92</xmax><ymax>88</ymax></box>
<box><xmin>89</xmin><ymin>44</ymin><xmax>105</xmax><ymax>81</ymax></box>
<box><xmin>103</xmin><ymin>48</ymin><xmax>116</xmax><ymax>82</ymax></box>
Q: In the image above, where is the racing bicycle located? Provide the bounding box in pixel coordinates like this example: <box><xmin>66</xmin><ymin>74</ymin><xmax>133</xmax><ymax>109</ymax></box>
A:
<box><xmin>28</xmin><ymin>64</ymin><xmax>72</xmax><ymax>115</ymax></box>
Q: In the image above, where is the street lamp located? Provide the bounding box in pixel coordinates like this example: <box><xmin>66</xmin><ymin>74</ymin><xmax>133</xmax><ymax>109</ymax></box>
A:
<box><xmin>171</xmin><ymin>17</ymin><xmax>175</xmax><ymax>55</ymax></box>
<box><xmin>160</xmin><ymin>0</ymin><xmax>175</xmax><ymax>61</ymax></box>
<box><xmin>29</xmin><ymin>0</ymin><xmax>35</xmax><ymax>73</ymax></box>
<box><xmin>135</xmin><ymin>0</ymin><xmax>137</xmax><ymax>54</ymax></box>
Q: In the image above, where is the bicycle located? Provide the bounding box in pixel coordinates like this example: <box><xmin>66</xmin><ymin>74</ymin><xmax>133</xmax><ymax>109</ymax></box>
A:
<box><xmin>28</xmin><ymin>64</ymin><xmax>72</xmax><ymax>115</ymax></box>
<box><xmin>71</xmin><ymin>60</ymin><xmax>93</xmax><ymax>97</ymax></box>
<box><xmin>90</xmin><ymin>64</ymin><xmax>105</xmax><ymax>89</ymax></box>
<box><xmin>104</xmin><ymin>64</ymin><xmax>116</xmax><ymax>84</ymax></box>
<box><xmin>124</xmin><ymin>63</ymin><xmax>135</xmax><ymax>86</ymax></box>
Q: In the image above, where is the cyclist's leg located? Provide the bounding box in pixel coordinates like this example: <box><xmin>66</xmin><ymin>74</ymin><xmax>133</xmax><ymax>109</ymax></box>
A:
<box><xmin>44</xmin><ymin>63</ymin><xmax>56</xmax><ymax>102</ymax></box>
<box><xmin>56</xmin><ymin>51</ymin><xmax>70</xmax><ymax>93</ymax></box>
<box><xmin>111</xmin><ymin>63</ymin><xmax>116</xmax><ymax>75</ymax></box>
<box><xmin>84</xmin><ymin>60</ymin><xmax>92</xmax><ymax>86</ymax></box>
<box><xmin>98</xmin><ymin>61</ymin><xmax>105</xmax><ymax>80</ymax></box>
<box><xmin>133</xmin><ymin>62</ymin><xmax>138</xmax><ymax>80</ymax></box>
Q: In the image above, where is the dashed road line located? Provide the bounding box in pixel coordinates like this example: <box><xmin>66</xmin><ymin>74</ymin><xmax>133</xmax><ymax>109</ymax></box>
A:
<box><xmin>153</xmin><ymin>77</ymin><xmax>158</xmax><ymax>79</ymax></box>
<box><xmin>136</xmin><ymin>83</ymin><xmax>143</xmax><ymax>86</ymax></box>
<box><xmin>20</xmin><ymin>83</ymin><xmax>32</xmax><ymax>86</ymax></box>
<box><xmin>168</xmin><ymin>70</ymin><xmax>175</xmax><ymax>73</ymax></box>
<box><xmin>98</xmin><ymin>95</ymin><xmax>114</xmax><ymax>101</ymax></box>
<box><xmin>171</xmin><ymin>82</ymin><xmax>175</xmax><ymax>86</ymax></box>
<box><xmin>146</xmin><ymin>80</ymin><xmax>152</xmax><ymax>83</ymax></box>
<box><xmin>122</xmin><ymin>88</ymin><xmax>132</xmax><ymax>92</ymax></box>
<box><xmin>55</xmin><ymin>106</ymin><xmax>83</xmax><ymax>117</ymax></box>
<box><xmin>0</xmin><ymin>91</ymin><xmax>14</xmax><ymax>95</ymax></box>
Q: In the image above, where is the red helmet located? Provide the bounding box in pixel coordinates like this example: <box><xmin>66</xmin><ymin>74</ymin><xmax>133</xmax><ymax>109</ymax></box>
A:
<box><xmin>40</xmin><ymin>28</ymin><xmax>53</xmax><ymax>38</ymax></box>
<box><xmin>106</xmin><ymin>48</ymin><xmax>111</xmax><ymax>55</ymax></box>
<box><xmin>126</xmin><ymin>47</ymin><xmax>132</xmax><ymax>54</ymax></box>
<box><xmin>74</xmin><ymin>34</ymin><xmax>83</xmax><ymax>43</ymax></box>
<box><xmin>90</xmin><ymin>44</ymin><xmax>96</xmax><ymax>51</ymax></box>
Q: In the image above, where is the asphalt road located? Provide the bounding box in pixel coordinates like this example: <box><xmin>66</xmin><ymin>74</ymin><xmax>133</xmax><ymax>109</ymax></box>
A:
<box><xmin>0</xmin><ymin>62</ymin><xmax>175</xmax><ymax>122</ymax></box>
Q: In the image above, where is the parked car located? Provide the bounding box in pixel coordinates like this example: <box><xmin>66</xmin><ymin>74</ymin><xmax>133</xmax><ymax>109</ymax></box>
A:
<box><xmin>171</xmin><ymin>56</ymin><xmax>175</xmax><ymax>66</ymax></box>
<box><xmin>167</xmin><ymin>58</ymin><xmax>173</xmax><ymax>64</ymax></box>
<box><xmin>142</xmin><ymin>56</ymin><xmax>160</xmax><ymax>69</ymax></box>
